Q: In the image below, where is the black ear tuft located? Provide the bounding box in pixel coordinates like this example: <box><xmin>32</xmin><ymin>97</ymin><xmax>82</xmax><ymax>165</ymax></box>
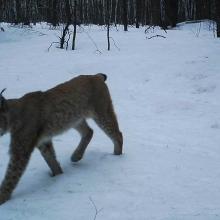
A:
<box><xmin>0</xmin><ymin>88</ymin><xmax>7</xmax><ymax>111</ymax></box>
<box><xmin>0</xmin><ymin>88</ymin><xmax>6</xmax><ymax>95</ymax></box>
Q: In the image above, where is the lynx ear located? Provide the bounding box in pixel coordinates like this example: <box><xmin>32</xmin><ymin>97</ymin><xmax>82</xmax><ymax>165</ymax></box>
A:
<box><xmin>0</xmin><ymin>88</ymin><xmax>7</xmax><ymax>111</ymax></box>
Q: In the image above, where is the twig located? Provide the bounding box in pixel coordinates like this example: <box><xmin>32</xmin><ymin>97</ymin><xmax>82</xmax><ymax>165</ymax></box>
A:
<box><xmin>48</xmin><ymin>41</ymin><xmax>59</xmax><ymax>51</ymax></box>
<box><xmin>195</xmin><ymin>21</ymin><xmax>202</xmax><ymax>37</ymax></box>
<box><xmin>145</xmin><ymin>25</ymin><xmax>167</xmax><ymax>34</ymax></box>
<box><xmin>161</xmin><ymin>26</ymin><xmax>167</xmax><ymax>33</ymax></box>
<box><xmin>114</xmin><ymin>24</ymin><xmax>119</xmax><ymax>31</ymax></box>
<box><xmin>110</xmin><ymin>37</ymin><xmax>120</xmax><ymax>51</ymax></box>
<box><xmin>81</xmin><ymin>26</ymin><xmax>102</xmax><ymax>54</ymax></box>
<box><xmin>147</xmin><ymin>35</ymin><xmax>166</xmax><ymax>39</ymax></box>
<box><xmin>89</xmin><ymin>197</ymin><xmax>103</xmax><ymax>220</ymax></box>
<box><xmin>65</xmin><ymin>30</ymin><xmax>71</xmax><ymax>50</ymax></box>
<box><xmin>145</xmin><ymin>25</ymin><xmax>155</xmax><ymax>34</ymax></box>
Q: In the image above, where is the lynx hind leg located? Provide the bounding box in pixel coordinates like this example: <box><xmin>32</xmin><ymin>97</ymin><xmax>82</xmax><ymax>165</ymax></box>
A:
<box><xmin>71</xmin><ymin>120</ymin><xmax>93</xmax><ymax>162</ymax></box>
<box><xmin>94</xmin><ymin>105</ymin><xmax>123</xmax><ymax>155</ymax></box>
<box><xmin>38</xmin><ymin>141</ymin><xmax>63</xmax><ymax>176</ymax></box>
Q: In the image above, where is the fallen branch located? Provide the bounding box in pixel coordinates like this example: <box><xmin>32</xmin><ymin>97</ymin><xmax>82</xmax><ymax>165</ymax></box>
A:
<box><xmin>146</xmin><ymin>35</ymin><xmax>166</xmax><ymax>39</ymax></box>
<box><xmin>89</xmin><ymin>197</ymin><xmax>103</xmax><ymax>220</ymax></box>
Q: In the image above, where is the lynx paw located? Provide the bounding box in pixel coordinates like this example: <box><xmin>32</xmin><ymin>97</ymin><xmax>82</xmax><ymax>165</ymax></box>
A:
<box><xmin>71</xmin><ymin>152</ymin><xmax>83</xmax><ymax>162</ymax></box>
<box><xmin>114</xmin><ymin>151</ymin><xmax>122</xmax><ymax>155</ymax></box>
<box><xmin>51</xmin><ymin>167</ymin><xmax>63</xmax><ymax>177</ymax></box>
<box><xmin>114</xmin><ymin>148</ymin><xmax>122</xmax><ymax>155</ymax></box>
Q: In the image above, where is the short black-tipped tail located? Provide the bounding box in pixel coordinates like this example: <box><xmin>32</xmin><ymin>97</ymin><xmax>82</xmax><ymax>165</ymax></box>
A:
<box><xmin>96</xmin><ymin>73</ymin><xmax>107</xmax><ymax>81</ymax></box>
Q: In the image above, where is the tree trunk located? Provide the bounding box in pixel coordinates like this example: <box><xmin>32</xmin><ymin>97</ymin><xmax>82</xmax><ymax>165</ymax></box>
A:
<box><xmin>72</xmin><ymin>1</ymin><xmax>77</xmax><ymax>50</ymax></box>
<box><xmin>15</xmin><ymin>0</ymin><xmax>21</xmax><ymax>24</ymax></box>
<box><xmin>107</xmin><ymin>0</ymin><xmax>110</xmax><ymax>50</ymax></box>
<box><xmin>135</xmin><ymin>0</ymin><xmax>140</xmax><ymax>28</ymax></box>
<box><xmin>60</xmin><ymin>0</ymin><xmax>71</xmax><ymax>49</ymax></box>
<box><xmin>123</xmin><ymin>0</ymin><xmax>128</xmax><ymax>31</ymax></box>
<box><xmin>23</xmin><ymin>0</ymin><xmax>30</xmax><ymax>25</ymax></box>
<box><xmin>164</xmin><ymin>0</ymin><xmax>178</xmax><ymax>28</ymax></box>
<box><xmin>151</xmin><ymin>0</ymin><xmax>161</xmax><ymax>26</ymax></box>
<box><xmin>216</xmin><ymin>0</ymin><xmax>220</xmax><ymax>37</ymax></box>
<box><xmin>51</xmin><ymin>0</ymin><xmax>58</xmax><ymax>26</ymax></box>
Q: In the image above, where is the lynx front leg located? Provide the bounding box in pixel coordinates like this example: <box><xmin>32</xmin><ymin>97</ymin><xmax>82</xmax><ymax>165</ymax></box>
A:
<box><xmin>0</xmin><ymin>141</ymin><xmax>34</xmax><ymax>205</ymax></box>
<box><xmin>38</xmin><ymin>141</ymin><xmax>63</xmax><ymax>176</ymax></box>
<box><xmin>71</xmin><ymin>120</ymin><xmax>93</xmax><ymax>162</ymax></box>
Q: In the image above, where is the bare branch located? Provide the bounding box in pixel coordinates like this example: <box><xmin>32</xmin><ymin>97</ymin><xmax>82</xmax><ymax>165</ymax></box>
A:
<box><xmin>146</xmin><ymin>35</ymin><xmax>166</xmax><ymax>39</ymax></box>
<box><xmin>145</xmin><ymin>25</ymin><xmax>167</xmax><ymax>34</ymax></box>
<box><xmin>48</xmin><ymin>41</ymin><xmax>60</xmax><ymax>51</ymax></box>
<box><xmin>81</xmin><ymin>27</ymin><xmax>102</xmax><ymax>54</ymax></box>
<box><xmin>145</xmin><ymin>26</ymin><xmax>155</xmax><ymax>34</ymax></box>
<box><xmin>109</xmin><ymin>37</ymin><xmax>120</xmax><ymax>51</ymax></box>
<box><xmin>65</xmin><ymin>30</ymin><xmax>71</xmax><ymax>50</ymax></box>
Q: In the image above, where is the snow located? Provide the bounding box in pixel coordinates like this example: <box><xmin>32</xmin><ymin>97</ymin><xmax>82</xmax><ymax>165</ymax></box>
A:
<box><xmin>0</xmin><ymin>21</ymin><xmax>220</xmax><ymax>220</ymax></box>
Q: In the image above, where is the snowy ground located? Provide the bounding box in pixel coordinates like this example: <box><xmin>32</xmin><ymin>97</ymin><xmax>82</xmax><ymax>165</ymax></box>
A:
<box><xmin>0</xmin><ymin>21</ymin><xmax>220</xmax><ymax>220</ymax></box>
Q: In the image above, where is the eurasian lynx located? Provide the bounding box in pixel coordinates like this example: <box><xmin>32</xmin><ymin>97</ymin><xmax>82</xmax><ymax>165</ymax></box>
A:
<box><xmin>0</xmin><ymin>73</ymin><xmax>123</xmax><ymax>205</ymax></box>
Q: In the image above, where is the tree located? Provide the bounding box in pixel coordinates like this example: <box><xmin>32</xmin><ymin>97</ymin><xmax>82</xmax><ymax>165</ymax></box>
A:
<box><xmin>216</xmin><ymin>0</ymin><xmax>220</xmax><ymax>37</ymax></box>
<box><xmin>0</xmin><ymin>0</ymin><xmax>217</xmax><ymax>33</ymax></box>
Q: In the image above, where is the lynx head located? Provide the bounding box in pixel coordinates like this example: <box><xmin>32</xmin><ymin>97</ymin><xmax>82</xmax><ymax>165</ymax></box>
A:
<box><xmin>0</xmin><ymin>88</ymin><xmax>8</xmax><ymax>136</ymax></box>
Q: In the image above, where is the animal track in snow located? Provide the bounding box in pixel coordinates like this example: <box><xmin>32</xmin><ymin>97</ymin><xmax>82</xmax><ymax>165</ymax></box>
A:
<box><xmin>211</xmin><ymin>123</ymin><xmax>220</xmax><ymax>129</ymax></box>
<box><xmin>193</xmin><ymin>85</ymin><xmax>216</xmax><ymax>94</ymax></box>
<box><xmin>191</xmin><ymin>73</ymin><xmax>208</xmax><ymax>81</ymax></box>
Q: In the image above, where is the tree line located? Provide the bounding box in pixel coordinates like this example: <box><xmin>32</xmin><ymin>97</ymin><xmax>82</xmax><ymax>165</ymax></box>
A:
<box><xmin>0</xmin><ymin>0</ymin><xmax>219</xmax><ymax>36</ymax></box>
